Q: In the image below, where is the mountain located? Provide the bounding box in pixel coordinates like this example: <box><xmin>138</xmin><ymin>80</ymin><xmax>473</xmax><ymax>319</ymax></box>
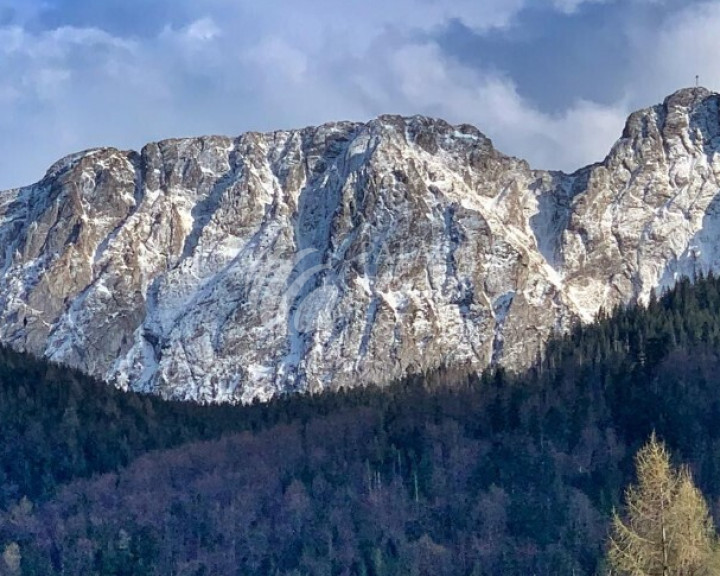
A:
<box><xmin>0</xmin><ymin>87</ymin><xmax>717</xmax><ymax>403</ymax></box>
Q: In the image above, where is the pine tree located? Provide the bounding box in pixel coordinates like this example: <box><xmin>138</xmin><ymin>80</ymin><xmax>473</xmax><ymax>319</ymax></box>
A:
<box><xmin>608</xmin><ymin>434</ymin><xmax>717</xmax><ymax>575</ymax></box>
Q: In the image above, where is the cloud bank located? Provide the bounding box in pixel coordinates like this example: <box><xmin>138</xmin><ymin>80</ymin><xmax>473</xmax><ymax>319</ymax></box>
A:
<box><xmin>0</xmin><ymin>0</ymin><xmax>717</xmax><ymax>189</ymax></box>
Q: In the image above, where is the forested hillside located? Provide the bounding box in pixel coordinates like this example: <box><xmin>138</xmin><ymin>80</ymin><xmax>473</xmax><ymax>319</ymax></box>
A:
<box><xmin>4</xmin><ymin>275</ymin><xmax>720</xmax><ymax>574</ymax></box>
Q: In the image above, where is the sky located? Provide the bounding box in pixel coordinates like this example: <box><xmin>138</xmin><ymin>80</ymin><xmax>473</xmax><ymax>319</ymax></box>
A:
<box><xmin>0</xmin><ymin>0</ymin><xmax>718</xmax><ymax>189</ymax></box>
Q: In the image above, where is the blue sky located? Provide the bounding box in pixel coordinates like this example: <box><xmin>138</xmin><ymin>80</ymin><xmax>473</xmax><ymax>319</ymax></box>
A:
<box><xmin>0</xmin><ymin>0</ymin><xmax>718</xmax><ymax>189</ymax></box>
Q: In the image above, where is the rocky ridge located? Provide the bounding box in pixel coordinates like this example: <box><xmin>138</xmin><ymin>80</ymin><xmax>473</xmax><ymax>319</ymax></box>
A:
<box><xmin>0</xmin><ymin>87</ymin><xmax>718</xmax><ymax>403</ymax></box>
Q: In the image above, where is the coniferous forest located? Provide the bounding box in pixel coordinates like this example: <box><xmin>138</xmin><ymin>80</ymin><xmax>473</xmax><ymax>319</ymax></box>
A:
<box><xmin>4</xmin><ymin>275</ymin><xmax>720</xmax><ymax>574</ymax></box>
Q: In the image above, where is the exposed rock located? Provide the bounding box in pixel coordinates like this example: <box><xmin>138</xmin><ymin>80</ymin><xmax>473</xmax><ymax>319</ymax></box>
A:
<box><xmin>0</xmin><ymin>88</ymin><xmax>717</xmax><ymax>403</ymax></box>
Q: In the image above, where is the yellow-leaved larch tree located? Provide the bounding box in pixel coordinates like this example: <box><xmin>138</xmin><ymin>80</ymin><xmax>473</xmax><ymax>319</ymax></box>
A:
<box><xmin>608</xmin><ymin>433</ymin><xmax>719</xmax><ymax>575</ymax></box>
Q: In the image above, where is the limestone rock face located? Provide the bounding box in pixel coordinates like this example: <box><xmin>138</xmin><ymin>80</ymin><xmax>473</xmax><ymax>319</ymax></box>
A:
<box><xmin>0</xmin><ymin>88</ymin><xmax>718</xmax><ymax>403</ymax></box>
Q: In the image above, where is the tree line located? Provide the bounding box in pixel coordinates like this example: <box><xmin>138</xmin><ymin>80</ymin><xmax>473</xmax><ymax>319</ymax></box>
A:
<box><xmin>3</xmin><ymin>274</ymin><xmax>720</xmax><ymax>573</ymax></box>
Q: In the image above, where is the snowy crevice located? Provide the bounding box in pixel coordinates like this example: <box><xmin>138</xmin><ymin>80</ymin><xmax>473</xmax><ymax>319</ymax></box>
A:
<box><xmin>279</xmin><ymin>130</ymin><xmax>362</xmax><ymax>389</ymax></box>
<box><xmin>529</xmin><ymin>175</ymin><xmax>574</xmax><ymax>273</ymax></box>
<box><xmin>442</xmin><ymin>204</ymin><xmax>462</xmax><ymax>291</ymax></box>
<box><xmin>93</xmin><ymin>153</ymin><xmax>146</xmax><ymax>265</ymax></box>
<box><xmin>180</xmin><ymin>151</ymin><xmax>240</xmax><ymax>262</ymax></box>
<box><xmin>490</xmin><ymin>291</ymin><xmax>515</xmax><ymax>365</ymax></box>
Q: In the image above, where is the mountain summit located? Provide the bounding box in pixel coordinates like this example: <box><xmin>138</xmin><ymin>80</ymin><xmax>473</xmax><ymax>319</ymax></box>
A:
<box><xmin>0</xmin><ymin>87</ymin><xmax>717</xmax><ymax>403</ymax></box>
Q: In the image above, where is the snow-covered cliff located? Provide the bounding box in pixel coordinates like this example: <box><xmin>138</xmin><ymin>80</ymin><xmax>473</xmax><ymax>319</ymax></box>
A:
<box><xmin>0</xmin><ymin>87</ymin><xmax>718</xmax><ymax>403</ymax></box>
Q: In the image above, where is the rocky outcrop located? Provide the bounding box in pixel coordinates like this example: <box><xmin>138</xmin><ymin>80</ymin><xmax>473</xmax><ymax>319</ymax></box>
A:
<box><xmin>0</xmin><ymin>88</ymin><xmax>718</xmax><ymax>403</ymax></box>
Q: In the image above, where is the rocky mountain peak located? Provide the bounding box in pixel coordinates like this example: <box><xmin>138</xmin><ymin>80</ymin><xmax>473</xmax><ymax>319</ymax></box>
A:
<box><xmin>0</xmin><ymin>90</ymin><xmax>719</xmax><ymax>402</ymax></box>
<box><xmin>620</xmin><ymin>86</ymin><xmax>718</xmax><ymax>147</ymax></box>
<box><xmin>663</xmin><ymin>85</ymin><xmax>713</xmax><ymax>108</ymax></box>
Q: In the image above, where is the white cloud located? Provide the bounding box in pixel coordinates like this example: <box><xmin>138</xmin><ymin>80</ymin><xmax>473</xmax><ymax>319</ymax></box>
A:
<box><xmin>628</xmin><ymin>1</ymin><xmax>720</xmax><ymax>99</ymax></box>
<box><xmin>243</xmin><ymin>37</ymin><xmax>309</xmax><ymax>85</ymax></box>
<box><xmin>551</xmin><ymin>0</ymin><xmax>614</xmax><ymax>14</ymax></box>
<box><xmin>184</xmin><ymin>18</ymin><xmax>221</xmax><ymax>42</ymax></box>
<box><xmin>350</xmin><ymin>40</ymin><xmax>629</xmax><ymax>171</ymax></box>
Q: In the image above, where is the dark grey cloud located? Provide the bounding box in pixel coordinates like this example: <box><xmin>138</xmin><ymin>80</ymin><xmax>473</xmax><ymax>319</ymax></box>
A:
<box><xmin>437</xmin><ymin>5</ymin><xmax>632</xmax><ymax>113</ymax></box>
<box><xmin>436</xmin><ymin>0</ymin><xmax>711</xmax><ymax>114</ymax></box>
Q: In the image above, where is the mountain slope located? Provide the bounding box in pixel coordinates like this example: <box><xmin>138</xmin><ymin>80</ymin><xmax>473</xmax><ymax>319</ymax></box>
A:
<box><xmin>0</xmin><ymin>87</ymin><xmax>718</xmax><ymax>403</ymax></box>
